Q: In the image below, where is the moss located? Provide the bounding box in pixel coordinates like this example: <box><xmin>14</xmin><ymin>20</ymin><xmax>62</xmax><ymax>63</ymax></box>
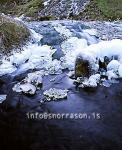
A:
<box><xmin>0</xmin><ymin>14</ymin><xmax>30</xmax><ymax>54</ymax></box>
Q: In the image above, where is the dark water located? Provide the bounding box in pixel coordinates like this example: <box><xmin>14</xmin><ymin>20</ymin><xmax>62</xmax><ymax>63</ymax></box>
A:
<box><xmin>0</xmin><ymin>21</ymin><xmax>122</xmax><ymax>150</ymax></box>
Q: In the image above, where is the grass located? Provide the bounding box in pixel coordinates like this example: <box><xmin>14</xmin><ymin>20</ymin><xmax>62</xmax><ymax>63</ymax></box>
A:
<box><xmin>96</xmin><ymin>0</ymin><xmax>122</xmax><ymax>20</ymax></box>
<box><xmin>0</xmin><ymin>0</ymin><xmax>44</xmax><ymax>17</ymax></box>
<box><xmin>75</xmin><ymin>0</ymin><xmax>122</xmax><ymax>21</ymax></box>
<box><xmin>17</xmin><ymin>0</ymin><xmax>44</xmax><ymax>17</ymax></box>
<box><xmin>0</xmin><ymin>15</ymin><xmax>30</xmax><ymax>54</ymax></box>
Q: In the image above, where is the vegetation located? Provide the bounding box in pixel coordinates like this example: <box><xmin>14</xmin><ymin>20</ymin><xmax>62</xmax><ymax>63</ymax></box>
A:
<box><xmin>75</xmin><ymin>0</ymin><xmax>122</xmax><ymax>21</ymax></box>
<box><xmin>0</xmin><ymin>0</ymin><xmax>44</xmax><ymax>17</ymax></box>
<box><xmin>0</xmin><ymin>0</ymin><xmax>122</xmax><ymax>21</ymax></box>
<box><xmin>0</xmin><ymin>14</ymin><xmax>30</xmax><ymax>54</ymax></box>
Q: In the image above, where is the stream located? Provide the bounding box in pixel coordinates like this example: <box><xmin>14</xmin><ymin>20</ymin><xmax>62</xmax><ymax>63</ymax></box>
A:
<box><xmin>0</xmin><ymin>20</ymin><xmax>122</xmax><ymax>150</ymax></box>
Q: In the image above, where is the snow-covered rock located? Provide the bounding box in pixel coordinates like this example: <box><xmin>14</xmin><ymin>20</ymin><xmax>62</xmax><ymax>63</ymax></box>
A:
<box><xmin>76</xmin><ymin>39</ymin><xmax>122</xmax><ymax>87</ymax></box>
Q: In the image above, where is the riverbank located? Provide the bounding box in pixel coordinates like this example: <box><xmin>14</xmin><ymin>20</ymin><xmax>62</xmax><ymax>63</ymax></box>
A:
<box><xmin>0</xmin><ymin>0</ymin><xmax>122</xmax><ymax>21</ymax></box>
<box><xmin>75</xmin><ymin>0</ymin><xmax>122</xmax><ymax>21</ymax></box>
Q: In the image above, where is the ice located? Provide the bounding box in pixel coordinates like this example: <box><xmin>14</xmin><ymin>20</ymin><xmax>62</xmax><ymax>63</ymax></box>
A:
<box><xmin>0</xmin><ymin>95</ymin><xmax>7</xmax><ymax>103</ymax></box>
<box><xmin>30</xmin><ymin>29</ymin><xmax>43</xmax><ymax>43</ymax></box>
<box><xmin>83</xmin><ymin>29</ymin><xmax>98</xmax><ymax>36</ymax></box>
<box><xmin>13</xmin><ymin>83</ymin><xmax>36</xmax><ymax>95</ymax></box>
<box><xmin>61</xmin><ymin>37</ymin><xmax>88</xmax><ymax>70</ymax></box>
<box><xmin>107</xmin><ymin>70</ymin><xmax>118</xmax><ymax>80</ymax></box>
<box><xmin>13</xmin><ymin>71</ymin><xmax>44</xmax><ymax>95</ymax></box>
<box><xmin>76</xmin><ymin>39</ymin><xmax>122</xmax><ymax>87</ymax></box>
<box><xmin>107</xmin><ymin>60</ymin><xmax>120</xmax><ymax>72</ymax></box>
<box><xmin>46</xmin><ymin>59</ymin><xmax>62</xmax><ymax>74</ymax></box>
<box><xmin>0</xmin><ymin>21</ymin><xmax>122</xmax><ymax>88</ymax></box>
<box><xmin>53</xmin><ymin>23</ymin><xmax>73</xmax><ymax>38</ymax></box>
<box><xmin>80</xmin><ymin>39</ymin><xmax>122</xmax><ymax>60</ymax></box>
<box><xmin>0</xmin><ymin>61</ymin><xmax>16</xmax><ymax>76</ymax></box>
<box><xmin>118</xmin><ymin>65</ymin><xmax>122</xmax><ymax>77</ymax></box>
<box><xmin>0</xmin><ymin>43</ymin><xmax>57</xmax><ymax>76</ymax></box>
<box><xmin>25</xmin><ymin>71</ymin><xmax>43</xmax><ymax>87</ymax></box>
<box><xmin>44</xmin><ymin>88</ymin><xmax>68</xmax><ymax>101</ymax></box>
<box><xmin>79</xmin><ymin>74</ymin><xmax>100</xmax><ymax>88</ymax></box>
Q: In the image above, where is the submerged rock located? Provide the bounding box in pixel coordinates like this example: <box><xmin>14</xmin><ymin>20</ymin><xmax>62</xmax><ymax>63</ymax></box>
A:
<box><xmin>43</xmin><ymin>88</ymin><xmax>68</xmax><ymax>101</ymax></box>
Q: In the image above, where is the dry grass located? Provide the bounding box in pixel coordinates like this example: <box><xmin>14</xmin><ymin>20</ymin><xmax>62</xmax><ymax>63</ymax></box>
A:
<box><xmin>0</xmin><ymin>14</ymin><xmax>30</xmax><ymax>54</ymax></box>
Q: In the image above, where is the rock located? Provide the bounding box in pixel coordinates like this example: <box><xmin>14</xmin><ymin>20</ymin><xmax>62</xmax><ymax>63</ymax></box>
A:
<box><xmin>13</xmin><ymin>83</ymin><xmax>36</xmax><ymax>95</ymax></box>
<box><xmin>75</xmin><ymin>56</ymin><xmax>92</xmax><ymax>78</ymax></box>
<box><xmin>43</xmin><ymin>88</ymin><xmax>68</xmax><ymax>101</ymax></box>
<box><xmin>0</xmin><ymin>78</ymin><xmax>5</xmax><ymax>86</ymax></box>
<box><xmin>98</xmin><ymin>56</ymin><xmax>110</xmax><ymax>72</ymax></box>
<box><xmin>0</xmin><ymin>95</ymin><xmax>7</xmax><ymax>103</ymax></box>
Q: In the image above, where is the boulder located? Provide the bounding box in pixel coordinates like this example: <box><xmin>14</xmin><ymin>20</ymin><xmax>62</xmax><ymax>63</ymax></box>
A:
<box><xmin>75</xmin><ymin>56</ymin><xmax>92</xmax><ymax>78</ymax></box>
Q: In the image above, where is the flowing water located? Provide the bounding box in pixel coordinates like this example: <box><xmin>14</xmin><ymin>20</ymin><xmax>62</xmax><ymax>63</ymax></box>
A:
<box><xmin>0</xmin><ymin>20</ymin><xmax>122</xmax><ymax>150</ymax></box>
